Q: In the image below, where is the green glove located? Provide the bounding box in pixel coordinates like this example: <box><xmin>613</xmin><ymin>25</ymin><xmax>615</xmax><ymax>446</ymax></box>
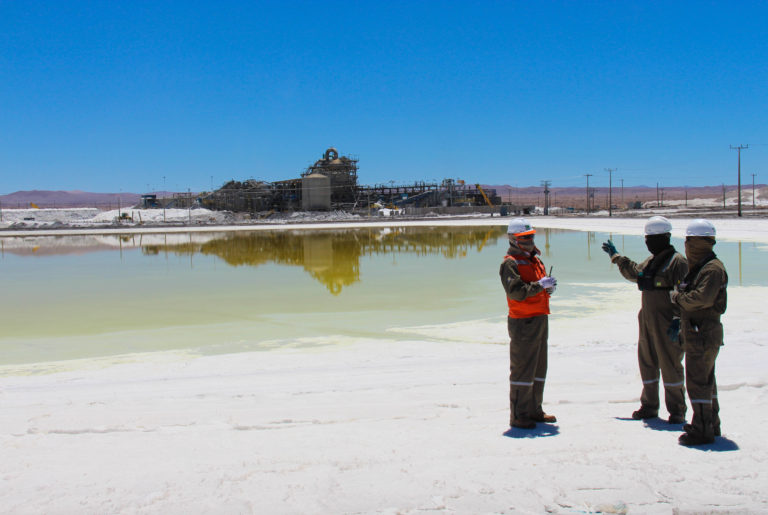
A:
<box><xmin>601</xmin><ymin>239</ymin><xmax>618</xmax><ymax>257</ymax></box>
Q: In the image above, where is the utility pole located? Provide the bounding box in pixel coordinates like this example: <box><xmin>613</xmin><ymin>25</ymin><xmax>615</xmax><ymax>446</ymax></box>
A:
<box><xmin>541</xmin><ymin>180</ymin><xmax>551</xmax><ymax>215</ymax></box>
<box><xmin>752</xmin><ymin>173</ymin><xmax>757</xmax><ymax>209</ymax></box>
<box><xmin>731</xmin><ymin>144</ymin><xmax>748</xmax><ymax>217</ymax></box>
<box><xmin>722</xmin><ymin>184</ymin><xmax>726</xmax><ymax>208</ymax></box>
<box><xmin>605</xmin><ymin>168</ymin><xmax>616</xmax><ymax>217</ymax></box>
<box><xmin>620</xmin><ymin>178</ymin><xmax>624</xmax><ymax>207</ymax></box>
<box><xmin>585</xmin><ymin>174</ymin><xmax>593</xmax><ymax>214</ymax></box>
<box><xmin>656</xmin><ymin>183</ymin><xmax>660</xmax><ymax>207</ymax></box>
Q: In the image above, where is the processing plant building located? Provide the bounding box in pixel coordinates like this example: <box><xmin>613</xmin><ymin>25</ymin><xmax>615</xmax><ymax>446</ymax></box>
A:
<box><xmin>201</xmin><ymin>147</ymin><xmax>501</xmax><ymax>213</ymax></box>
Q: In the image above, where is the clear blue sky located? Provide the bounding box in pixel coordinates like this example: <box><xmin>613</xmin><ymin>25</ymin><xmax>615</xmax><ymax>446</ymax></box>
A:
<box><xmin>1</xmin><ymin>1</ymin><xmax>766</xmax><ymax>193</ymax></box>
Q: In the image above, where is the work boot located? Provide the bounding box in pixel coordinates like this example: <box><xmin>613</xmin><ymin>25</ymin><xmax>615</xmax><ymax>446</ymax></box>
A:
<box><xmin>511</xmin><ymin>419</ymin><xmax>536</xmax><ymax>429</ymax></box>
<box><xmin>678</xmin><ymin>432</ymin><xmax>715</xmax><ymax>446</ymax></box>
<box><xmin>531</xmin><ymin>412</ymin><xmax>557</xmax><ymax>423</ymax></box>
<box><xmin>632</xmin><ymin>407</ymin><xmax>658</xmax><ymax>420</ymax></box>
<box><xmin>684</xmin><ymin>423</ymin><xmax>712</xmax><ymax>435</ymax></box>
<box><xmin>668</xmin><ymin>414</ymin><xmax>686</xmax><ymax>424</ymax></box>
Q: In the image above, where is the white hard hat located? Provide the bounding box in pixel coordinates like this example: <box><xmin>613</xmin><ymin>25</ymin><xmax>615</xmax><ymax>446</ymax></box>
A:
<box><xmin>507</xmin><ymin>218</ymin><xmax>535</xmax><ymax>236</ymax></box>
<box><xmin>644</xmin><ymin>216</ymin><xmax>672</xmax><ymax>235</ymax></box>
<box><xmin>686</xmin><ymin>219</ymin><xmax>716</xmax><ymax>237</ymax></box>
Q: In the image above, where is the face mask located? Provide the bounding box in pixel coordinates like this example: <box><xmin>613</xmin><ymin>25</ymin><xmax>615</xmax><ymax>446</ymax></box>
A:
<box><xmin>685</xmin><ymin>237</ymin><xmax>715</xmax><ymax>264</ymax></box>
<box><xmin>516</xmin><ymin>237</ymin><xmax>535</xmax><ymax>253</ymax></box>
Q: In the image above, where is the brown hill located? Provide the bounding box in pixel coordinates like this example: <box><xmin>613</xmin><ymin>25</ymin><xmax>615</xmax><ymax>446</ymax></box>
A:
<box><xmin>0</xmin><ymin>190</ymin><xmax>145</xmax><ymax>209</ymax></box>
<box><xmin>2</xmin><ymin>185</ymin><xmax>764</xmax><ymax>211</ymax></box>
<box><xmin>484</xmin><ymin>184</ymin><xmax>766</xmax><ymax>210</ymax></box>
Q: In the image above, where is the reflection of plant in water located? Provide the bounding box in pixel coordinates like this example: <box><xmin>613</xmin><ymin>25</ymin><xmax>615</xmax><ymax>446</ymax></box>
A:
<box><xmin>142</xmin><ymin>226</ymin><xmax>506</xmax><ymax>295</ymax></box>
<box><xmin>201</xmin><ymin>232</ymin><xmax>304</xmax><ymax>267</ymax></box>
<box><xmin>365</xmin><ymin>226</ymin><xmax>506</xmax><ymax>258</ymax></box>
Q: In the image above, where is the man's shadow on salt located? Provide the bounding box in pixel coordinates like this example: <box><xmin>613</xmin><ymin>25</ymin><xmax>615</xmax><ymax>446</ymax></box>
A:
<box><xmin>503</xmin><ymin>423</ymin><xmax>559</xmax><ymax>438</ymax></box>
<box><xmin>614</xmin><ymin>416</ymin><xmax>739</xmax><ymax>451</ymax></box>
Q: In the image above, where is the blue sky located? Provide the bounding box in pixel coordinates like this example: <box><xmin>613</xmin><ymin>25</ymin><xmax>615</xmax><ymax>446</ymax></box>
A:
<box><xmin>1</xmin><ymin>1</ymin><xmax>766</xmax><ymax>193</ymax></box>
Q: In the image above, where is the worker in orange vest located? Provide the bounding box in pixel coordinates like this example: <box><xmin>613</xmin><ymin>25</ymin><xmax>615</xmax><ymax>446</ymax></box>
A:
<box><xmin>499</xmin><ymin>218</ymin><xmax>557</xmax><ymax>429</ymax></box>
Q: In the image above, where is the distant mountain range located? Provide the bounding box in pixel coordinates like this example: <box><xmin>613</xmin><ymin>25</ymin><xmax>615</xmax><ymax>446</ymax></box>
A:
<box><xmin>0</xmin><ymin>190</ymin><xmax>168</xmax><ymax>208</ymax></box>
<box><xmin>485</xmin><ymin>184</ymin><xmax>765</xmax><ymax>209</ymax></box>
<box><xmin>0</xmin><ymin>184</ymin><xmax>763</xmax><ymax>209</ymax></box>
<box><xmin>487</xmin><ymin>184</ymin><xmax>748</xmax><ymax>200</ymax></box>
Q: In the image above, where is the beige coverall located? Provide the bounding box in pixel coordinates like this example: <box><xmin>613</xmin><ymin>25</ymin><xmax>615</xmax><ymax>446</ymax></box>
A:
<box><xmin>499</xmin><ymin>252</ymin><xmax>549</xmax><ymax>425</ymax></box>
<box><xmin>672</xmin><ymin>257</ymin><xmax>728</xmax><ymax>440</ymax></box>
<box><xmin>612</xmin><ymin>251</ymin><xmax>688</xmax><ymax>418</ymax></box>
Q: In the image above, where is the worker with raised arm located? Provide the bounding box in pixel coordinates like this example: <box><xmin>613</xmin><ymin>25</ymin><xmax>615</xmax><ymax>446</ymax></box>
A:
<box><xmin>671</xmin><ymin>219</ymin><xmax>728</xmax><ymax>446</ymax></box>
<box><xmin>601</xmin><ymin>216</ymin><xmax>689</xmax><ymax>424</ymax></box>
<box><xmin>499</xmin><ymin>218</ymin><xmax>557</xmax><ymax>429</ymax></box>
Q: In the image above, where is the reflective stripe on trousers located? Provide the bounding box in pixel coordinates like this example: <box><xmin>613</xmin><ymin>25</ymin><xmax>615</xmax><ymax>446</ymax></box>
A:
<box><xmin>510</xmin><ymin>380</ymin><xmax>533</xmax><ymax>387</ymax></box>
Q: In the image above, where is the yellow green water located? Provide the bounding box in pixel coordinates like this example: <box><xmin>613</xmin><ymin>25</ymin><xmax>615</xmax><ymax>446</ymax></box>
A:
<box><xmin>1</xmin><ymin>226</ymin><xmax>765</xmax><ymax>366</ymax></box>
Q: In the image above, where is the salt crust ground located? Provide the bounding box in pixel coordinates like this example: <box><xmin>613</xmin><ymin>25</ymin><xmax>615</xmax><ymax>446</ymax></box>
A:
<box><xmin>1</xmin><ymin>208</ymin><xmax>767</xmax><ymax>244</ymax></box>
<box><xmin>1</xmin><ymin>218</ymin><xmax>767</xmax><ymax>514</ymax></box>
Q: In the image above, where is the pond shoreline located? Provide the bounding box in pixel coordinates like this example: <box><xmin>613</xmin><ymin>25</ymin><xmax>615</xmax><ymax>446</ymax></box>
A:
<box><xmin>2</xmin><ymin>215</ymin><xmax>767</xmax><ymax>243</ymax></box>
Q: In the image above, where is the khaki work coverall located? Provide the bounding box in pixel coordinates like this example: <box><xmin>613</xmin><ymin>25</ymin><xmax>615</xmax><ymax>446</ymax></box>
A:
<box><xmin>673</xmin><ymin>258</ymin><xmax>728</xmax><ymax>440</ymax></box>
<box><xmin>499</xmin><ymin>251</ymin><xmax>549</xmax><ymax>425</ymax></box>
<box><xmin>612</xmin><ymin>251</ymin><xmax>688</xmax><ymax>418</ymax></box>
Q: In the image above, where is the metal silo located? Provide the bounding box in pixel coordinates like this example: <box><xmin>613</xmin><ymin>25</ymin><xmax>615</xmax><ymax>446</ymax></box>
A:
<box><xmin>301</xmin><ymin>172</ymin><xmax>331</xmax><ymax>211</ymax></box>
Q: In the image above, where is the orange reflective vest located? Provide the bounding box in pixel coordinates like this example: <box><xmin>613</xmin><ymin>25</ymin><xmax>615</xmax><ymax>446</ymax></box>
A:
<box><xmin>504</xmin><ymin>253</ymin><xmax>550</xmax><ymax>318</ymax></box>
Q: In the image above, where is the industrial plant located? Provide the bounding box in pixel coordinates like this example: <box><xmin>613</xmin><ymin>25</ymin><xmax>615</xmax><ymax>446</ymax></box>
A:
<box><xmin>199</xmin><ymin>147</ymin><xmax>502</xmax><ymax>213</ymax></box>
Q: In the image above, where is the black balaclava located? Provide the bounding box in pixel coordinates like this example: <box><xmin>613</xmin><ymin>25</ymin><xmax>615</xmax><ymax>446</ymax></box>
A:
<box><xmin>645</xmin><ymin>233</ymin><xmax>672</xmax><ymax>256</ymax></box>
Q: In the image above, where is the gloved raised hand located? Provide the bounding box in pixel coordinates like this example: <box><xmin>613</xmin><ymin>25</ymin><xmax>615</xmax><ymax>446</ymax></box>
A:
<box><xmin>667</xmin><ymin>317</ymin><xmax>681</xmax><ymax>342</ymax></box>
<box><xmin>538</xmin><ymin>276</ymin><xmax>557</xmax><ymax>293</ymax></box>
<box><xmin>601</xmin><ymin>239</ymin><xmax>618</xmax><ymax>257</ymax></box>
